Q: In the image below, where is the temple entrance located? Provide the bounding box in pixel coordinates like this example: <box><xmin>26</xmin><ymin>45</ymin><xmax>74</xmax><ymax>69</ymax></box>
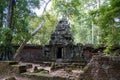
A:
<box><xmin>56</xmin><ymin>47</ymin><xmax>62</xmax><ymax>59</ymax></box>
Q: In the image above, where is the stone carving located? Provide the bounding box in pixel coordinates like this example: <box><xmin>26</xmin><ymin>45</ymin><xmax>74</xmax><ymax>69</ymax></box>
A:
<box><xmin>49</xmin><ymin>18</ymin><xmax>73</xmax><ymax>45</ymax></box>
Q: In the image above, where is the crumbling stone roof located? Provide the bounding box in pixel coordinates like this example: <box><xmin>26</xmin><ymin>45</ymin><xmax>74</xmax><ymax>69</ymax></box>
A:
<box><xmin>49</xmin><ymin>18</ymin><xmax>74</xmax><ymax>46</ymax></box>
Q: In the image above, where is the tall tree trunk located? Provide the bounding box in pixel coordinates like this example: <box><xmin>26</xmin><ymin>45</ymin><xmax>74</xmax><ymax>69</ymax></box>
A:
<box><xmin>14</xmin><ymin>0</ymin><xmax>51</xmax><ymax>61</ymax></box>
<box><xmin>7</xmin><ymin>0</ymin><xmax>14</xmax><ymax>28</ymax></box>
<box><xmin>3</xmin><ymin>0</ymin><xmax>15</xmax><ymax>60</ymax></box>
<box><xmin>0</xmin><ymin>3</ymin><xmax>3</xmax><ymax>60</ymax></box>
<box><xmin>0</xmin><ymin>4</ymin><xmax>3</xmax><ymax>27</ymax></box>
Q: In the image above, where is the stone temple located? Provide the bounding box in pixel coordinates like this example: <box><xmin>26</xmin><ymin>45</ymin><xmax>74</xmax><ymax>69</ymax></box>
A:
<box><xmin>44</xmin><ymin>18</ymin><xmax>84</xmax><ymax>62</ymax></box>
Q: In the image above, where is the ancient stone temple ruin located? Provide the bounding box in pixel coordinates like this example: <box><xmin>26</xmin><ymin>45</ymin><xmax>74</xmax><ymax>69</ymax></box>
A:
<box><xmin>44</xmin><ymin>18</ymin><xmax>84</xmax><ymax>62</ymax></box>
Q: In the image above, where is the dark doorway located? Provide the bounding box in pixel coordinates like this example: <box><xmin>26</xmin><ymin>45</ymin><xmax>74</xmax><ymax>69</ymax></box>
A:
<box><xmin>57</xmin><ymin>48</ymin><xmax>62</xmax><ymax>59</ymax></box>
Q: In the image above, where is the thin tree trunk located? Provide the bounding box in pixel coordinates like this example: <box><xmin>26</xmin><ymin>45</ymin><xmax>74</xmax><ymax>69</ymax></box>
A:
<box><xmin>14</xmin><ymin>0</ymin><xmax>51</xmax><ymax>60</ymax></box>
<box><xmin>92</xmin><ymin>21</ymin><xmax>94</xmax><ymax>44</ymax></box>
<box><xmin>97</xmin><ymin>0</ymin><xmax>101</xmax><ymax>44</ymax></box>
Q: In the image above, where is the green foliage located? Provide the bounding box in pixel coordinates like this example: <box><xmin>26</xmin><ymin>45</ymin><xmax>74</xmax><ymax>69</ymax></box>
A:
<box><xmin>11</xmin><ymin>0</ymin><xmax>41</xmax><ymax>44</ymax></box>
<box><xmin>51</xmin><ymin>0</ymin><xmax>100</xmax><ymax>44</ymax></box>
<box><xmin>0</xmin><ymin>0</ymin><xmax>41</xmax><ymax>45</ymax></box>
<box><xmin>91</xmin><ymin>0</ymin><xmax>120</xmax><ymax>54</ymax></box>
<box><xmin>0</xmin><ymin>0</ymin><xmax>41</xmax><ymax>60</ymax></box>
<box><xmin>0</xmin><ymin>27</ymin><xmax>13</xmax><ymax>45</ymax></box>
<box><xmin>28</xmin><ymin>13</ymin><xmax>57</xmax><ymax>45</ymax></box>
<box><xmin>52</xmin><ymin>0</ymin><xmax>80</xmax><ymax>17</ymax></box>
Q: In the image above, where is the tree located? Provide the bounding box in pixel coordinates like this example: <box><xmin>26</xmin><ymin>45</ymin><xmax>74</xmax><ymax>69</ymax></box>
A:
<box><xmin>14</xmin><ymin>0</ymin><xmax>51</xmax><ymax>60</ymax></box>
<box><xmin>51</xmin><ymin>0</ymin><xmax>100</xmax><ymax>45</ymax></box>
<box><xmin>91</xmin><ymin>0</ymin><xmax>120</xmax><ymax>54</ymax></box>
<box><xmin>28</xmin><ymin>13</ymin><xmax>57</xmax><ymax>45</ymax></box>
<box><xmin>0</xmin><ymin>0</ymin><xmax>41</xmax><ymax>60</ymax></box>
<box><xmin>12</xmin><ymin>0</ymin><xmax>40</xmax><ymax>44</ymax></box>
<box><xmin>0</xmin><ymin>0</ymin><xmax>15</xmax><ymax>60</ymax></box>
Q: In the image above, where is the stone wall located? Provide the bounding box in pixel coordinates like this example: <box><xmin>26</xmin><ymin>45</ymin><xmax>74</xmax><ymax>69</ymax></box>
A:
<box><xmin>13</xmin><ymin>44</ymin><xmax>85</xmax><ymax>62</ymax></box>
<box><xmin>79</xmin><ymin>56</ymin><xmax>120</xmax><ymax>80</ymax></box>
<box><xmin>12</xmin><ymin>44</ymin><xmax>95</xmax><ymax>62</ymax></box>
<box><xmin>13</xmin><ymin>45</ymin><xmax>44</xmax><ymax>62</ymax></box>
<box><xmin>12</xmin><ymin>43</ymin><xmax>104</xmax><ymax>63</ymax></box>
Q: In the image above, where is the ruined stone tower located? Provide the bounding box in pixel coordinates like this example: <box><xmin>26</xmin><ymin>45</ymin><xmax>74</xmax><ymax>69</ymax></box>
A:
<box><xmin>44</xmin><ymin>18</ymin><xmax>83</xmax><ymax>62</ymax></box>
<box><xmin>49</xmin><ymin>18</ymin><xmax>73</xmax><ymax>45</ymax></box>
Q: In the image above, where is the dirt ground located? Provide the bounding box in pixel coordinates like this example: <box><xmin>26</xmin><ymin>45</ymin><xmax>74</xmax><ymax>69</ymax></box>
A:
<box><xmin>1</xmin><ymin>62</ymin><xmax>83</xmax><ymax>80</ymax></box>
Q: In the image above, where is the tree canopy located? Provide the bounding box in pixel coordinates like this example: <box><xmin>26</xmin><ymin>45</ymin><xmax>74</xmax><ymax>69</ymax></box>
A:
<box><xmin>91</xmin><ymin>0</ymin><xmax>120</xmax><ymax>54</ymax></box>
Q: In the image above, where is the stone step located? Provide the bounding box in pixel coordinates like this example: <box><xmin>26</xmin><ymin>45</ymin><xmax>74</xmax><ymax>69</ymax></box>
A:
<box><xmin>5</xmin><ymin>77</ymin><xmax>16</xmax><ymax>80</ymax></box>
<box><xmin>0</xmin><ymin>61</ymin><xmax>18</xmax><ymax>65</ymax></box>
<box><xmin>11</xmin><ymin>65</ymin><xmax>27</xmax><ymax>74</ymax></box>
<box><xmin>22</xmin><ymin>72</ymin><xmax>71</xmax><ymax>80</ymax></box>
<box><xmin>56</xmin><ymin>59</ymin><xmax>62</xmax><ymax>63</ymax></box>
